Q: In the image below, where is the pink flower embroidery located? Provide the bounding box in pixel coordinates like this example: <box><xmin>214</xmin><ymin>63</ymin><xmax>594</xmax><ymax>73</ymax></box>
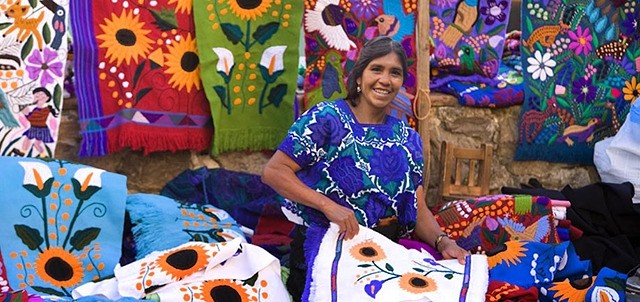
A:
<box><xmin>26</xmin><ymin>48</ymin><xmax>64</xmax><ymax>87</ymax></box>
<box><xmin>568</xmin><ymin>26</ymin><xmax>593</xmax><ymax>56</ymax></box>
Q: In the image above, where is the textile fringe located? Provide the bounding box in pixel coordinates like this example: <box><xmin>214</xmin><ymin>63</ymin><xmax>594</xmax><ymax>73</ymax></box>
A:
<box><xmin>111</xmin><ymin>125</ymin><xmax>212</xmax><ymax>156</ymax></box>
<box><xmin>212</xmin><ymin>128</ymin><xmax>287</xmax><ymax>156</ymax></box>
<box><xmin>514</xmin><ymin>195</ymin><xmax>532</xmax><ymax>215</ymax></box>
<box><xmin>126</xmin><ymin>194</ymin><xmax>182</xmax><ymax>259</ymax></box>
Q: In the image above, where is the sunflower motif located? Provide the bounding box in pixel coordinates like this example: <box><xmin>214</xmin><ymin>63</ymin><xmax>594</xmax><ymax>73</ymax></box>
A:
<box><xmin>349</xmin><ymin>240</ymin><xmax>387</xmax><ymax>262</ymax></box>
<box><xmin>164</xmin><ymin>34</ymin><xmax>202</xmax><ymax>93</ymax></box>
<box><xmin>398</xmin><ymin>273</ymin><xmax>437</xmax><ymax>294</ymax></box>
<box><xmin>156</xmin><ymin>244</ymin><xmax>209</xmax><ymax>280</ymax></box>
<box><xmin>200</xmin><ymin>279</ymin><xmax>250</xmax><ymax>302</ymax></box>
<box><xmin>34</xmin><ymin>247</ymin><xmax>84</xmax><ymax>288</ymax></box>
<box><xmin>548</xmin><ymin>276</ymin><xmax>595</xmax><ymax>302</ymax></box>
<box><xmin>228</xmin><ymin>0</ymin><xmax>273</xmax><ymax>20</ymax></box>
<box><xmin>97</xmin><ymin>10</ymin><xmax>154</xmax><ymax>66</ymax></box>
<box><xmin>623</xmin><ymin>76</ymin><xmax>640</xmax><ymax>102</ymax></box>
<box><xmin>486</xmin><ymin>241</ymin><xmax>527</xmax><ymax>269</ymax></box>
<box><xmin>169</xmin><ymin>0</ymin><xmax>192</xmax><ymax>14</ymax></box>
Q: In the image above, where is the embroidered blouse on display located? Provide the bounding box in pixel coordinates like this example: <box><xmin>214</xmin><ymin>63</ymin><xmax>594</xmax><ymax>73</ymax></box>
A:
<box><xmin>278</xmin><ymin>99</ymin><xmax>424</xmax><ymax>234</ymax></box>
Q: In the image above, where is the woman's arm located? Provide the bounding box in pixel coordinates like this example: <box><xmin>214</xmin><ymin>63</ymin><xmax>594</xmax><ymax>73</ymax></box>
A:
<box><xmin>261</xmin><ymin>150</ymin><xmax>360</xmax><ymax>239</ymax></box>
<box><xmin>413</xmin><ymin>186</ymin><xmax>468</xmax><ymax>263</ymax></box>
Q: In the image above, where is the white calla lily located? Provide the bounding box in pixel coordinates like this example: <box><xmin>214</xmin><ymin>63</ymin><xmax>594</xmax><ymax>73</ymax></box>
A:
<box><xmin>73</xmin><ymin>167</ymin><xmax>105</xmax><ymax>192</ymax></box>
<box><xmin>260</xmin><ymin>45</ymin><xmax>287</xmax><ymax>76</ymax></box>
<box><xmin>212</xmin><ymin>47</ymin><xmax>234</xmax><ymax>76</ymax></box>
<box><xmin>19</xmin><ymin>161</ymin><xmax>53</xmax><ymax>191</ymax></box>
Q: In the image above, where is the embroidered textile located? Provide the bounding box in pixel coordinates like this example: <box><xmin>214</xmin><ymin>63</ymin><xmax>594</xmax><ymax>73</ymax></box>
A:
<box><xmin>0</xmin><ymin>156</ymin><xmax>126</xmax><ymax>297</ymax></box>
<box><xmin>441</xmin><ymin>63</ymin><xmax>524</xmax><ymax>108</ymax></box>
<box><xmin>302</xmin><ymin>0</ymin><xmax>419</xmax><ymax>127</ymax></box>
<box><xmin>70</xmin><ymin>0</ymin><xmax>212</xmax><ymax>156</ymax></box>
<box><xmin>72</xmin><ymin>240</ymin><xmax>289</xmax><ymax>302</ymax></box>
<box><xmin>0</xmin><ymin>1</ymin><xmax>69</xmax><ymax>158</ymax></box>
<box><xmin>0</xmin><ymin>251</ymin><xmax>9</xmax><ymax>293</ymax></box>
<box><xmin>192</xmin><ymin>0</ymin><xmax>302</xmax><ymax>155</ymax></box>
<box><xmin>430</xmin><ymin>0</ymin><xmax>511</xmax><ymax>86</ymax></box>
<box><xmin>126</xmin><ymin>193</ymin><xmax>246</xmax><ymax>259</ymax></box>
<box><xmin>304</xmin><ymin>223</ymin><xmax>489</xmax><ymax>302</ymax></box>
<box><xmin>515</xmin><ymin>0</ymin><xmax>639</xmax><ymax>164</ymax></box>
<box><xmin>433</xmin><ymin>195</ymin><xmax>559</xmax><ymax>253</ymax></box>
<box><xmin>279</xmin><ymin>99</ymin><xmax>424</xmax><ymax>233</ymax></box>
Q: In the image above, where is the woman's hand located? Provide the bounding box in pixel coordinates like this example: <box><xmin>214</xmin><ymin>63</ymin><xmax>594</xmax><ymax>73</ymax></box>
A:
<box><xmin>438</xmin><ymin>237</ymin><xmax>469</xmax><ymax>264</ymax></box>
<box><xmin>320</xmin><ymin>200</ymin><xmax>359</xmax><ymax>240</ymax></box>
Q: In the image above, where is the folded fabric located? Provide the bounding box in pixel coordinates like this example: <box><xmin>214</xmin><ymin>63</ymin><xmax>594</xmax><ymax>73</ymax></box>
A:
<box><xmin>442</xmin><ymin>63</ymin><xmax>524</xmax><ymax>108</ymax></box>
<box><xmin>72</xmin><ymin>240</ymin><xmax>289</xmax><ymax>301</ymax></box>
<box><xmin>485</xmin><ymin>280</ymin><xmax>538</xmax><ymax>302</ymax></box>
<box><xmin>538</xmin><ymin>267</ymin><xmax>627</xmax><ymax>302</ymax></box>
<box><xmin>0</xmin><ymin>156</ymin><xmax>126</xmax><ymax>298</ymax></box>
<box><xmin>304</xmin><ymin>223</ymin><xmax>489</xmax><ymax>302</ymax></box>
<box><xmin>126</xmin><ymin>193</ymin><xmax>245</xmax><ymax>259</ymax></box>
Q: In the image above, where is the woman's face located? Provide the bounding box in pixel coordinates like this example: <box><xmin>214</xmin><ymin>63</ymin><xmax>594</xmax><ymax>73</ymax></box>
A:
<box><xmin>356</xmin><ymin>52</ymin><xmax>404</xmax><ymax>110</ymax></box>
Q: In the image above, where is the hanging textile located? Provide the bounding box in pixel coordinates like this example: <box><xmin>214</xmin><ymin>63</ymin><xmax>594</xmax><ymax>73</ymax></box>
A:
<box><xmin>515</xmin><ymin>0</ymin><xmax>639</xmax><ymax>164</ymax></box>
<box><xmin>70</xmin><ymin>0</ymin><xmax>212</xmax><ymax>156</ymax></box>
<box><xmin>0</xmin><ymin>0</ymin><xmax>69</xmax><ymax>158</ymax></box>
<box><xmin>193</xmin><ymin>0</ymin><xmax>303</xmax><ymax>155</ymax></box>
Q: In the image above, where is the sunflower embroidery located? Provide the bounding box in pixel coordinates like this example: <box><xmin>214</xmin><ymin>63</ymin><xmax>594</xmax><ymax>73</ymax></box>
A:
<box><xmin>169</xmin><ymin>0</ymin><xmax>193</xmax><ymax>14</ymax></box>
<box><xmin>200</xmin><ymin>279</ymin><xmax>250</xmax><ymax>302</ymax></box>
<box><xmin>96</xmin><ymin>10</ymin><xmax>154</xmax><ymax>66</ymax></box>
<box><xmin>398</xmin><ymin>273</ymin><xmax>437</xmax><ymax>294</ymax></box>
<box><xmin>350</xmin><ymin>240</ymin><xmax>387</xmax><ymax>262</ymax></box>
<box><xmin>228</xmin><ymin>0</ymin><xmax>273</xmax><ymax>20</ymax></box>
<box><xmin>156</xmin><ymin>244</ymin><xmax>209</xmax><ymax>280</ymax></box>
<box><xmin>623</xmin><ymin>76</ymin><xmax>640</xmax><ymax>102</ymax></box>
<box><xmin>548</xmin><ymin>276</ymin><xmax>595</xmax><ymax>302</ymax></box>
<box><xmin>34</xmin><ymin>247</ymin><xmax>85</xmax><ymax>288</ymax></box>
<box><xmin>164</xmin><ymin>33</ymin><xmax>202</xmax><ymax>93</ymax></box>
<box><xmin>486</xmin><ymin>241</ymin><xmax>528</xmax><ymax>269</ymax></box>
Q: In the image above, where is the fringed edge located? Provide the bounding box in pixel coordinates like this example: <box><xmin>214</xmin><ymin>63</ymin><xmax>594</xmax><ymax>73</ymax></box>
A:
<box><xmin>109</xmin><ymin>124</ymin><xmax>213</xmax><ymax>155</ymax></box>
<box><xmin>301</xmin><ymin>224</ymin><xmax>329</xmax><ymax>302</ymax></box>
<box><xmin>212</xmin><ymin>127</ymin><xmax>287</xmax><ymax>156</ymax></box>
<box><xmin>514</xmin><ymin>195</ymin><xmax>532</xmax><ymax>215</ymax></box>
<box><xmin>126</xmin><ymin>194</ymin><xmax>175</xmax><ymax>259</ymax></box>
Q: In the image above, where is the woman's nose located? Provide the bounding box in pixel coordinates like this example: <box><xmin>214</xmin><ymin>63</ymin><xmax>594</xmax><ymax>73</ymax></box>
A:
<box><xmin>378</xmin><ymin>74</ymin><xmax>391</xmax><ymax>84</ymax></box>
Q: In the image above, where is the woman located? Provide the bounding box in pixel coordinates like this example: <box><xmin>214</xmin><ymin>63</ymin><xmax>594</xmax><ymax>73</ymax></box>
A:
<box><xmin>261</xmin><ymin>36</ymin><xmax>467</xmax><ymax>300</ymax></box>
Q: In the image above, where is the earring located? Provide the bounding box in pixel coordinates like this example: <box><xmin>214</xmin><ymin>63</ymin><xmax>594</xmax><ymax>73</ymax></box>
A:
<box><xmin>356</xmin><ymin>86</ymin><xmax>361</xmax><ymax>93</ymax></box>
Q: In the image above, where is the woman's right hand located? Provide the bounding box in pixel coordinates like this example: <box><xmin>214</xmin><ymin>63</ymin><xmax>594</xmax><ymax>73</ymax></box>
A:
<box><xmin>320</xmin><ymin>200</ymin><xmax>359</xmax><ymax>240</ymax></box>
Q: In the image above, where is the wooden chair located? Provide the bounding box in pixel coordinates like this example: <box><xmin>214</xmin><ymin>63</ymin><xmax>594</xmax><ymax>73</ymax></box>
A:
<box><xmin>438</xmin><ymin>141</ymin><xmax>493</xmax><ymax>201</ymax></box>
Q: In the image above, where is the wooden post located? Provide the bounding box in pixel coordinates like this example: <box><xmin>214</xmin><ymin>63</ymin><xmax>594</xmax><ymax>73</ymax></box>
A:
<box><xmin>416</xmin><ymin>0</ymin><xmax>432</xmax><ymax>200</ymax></box>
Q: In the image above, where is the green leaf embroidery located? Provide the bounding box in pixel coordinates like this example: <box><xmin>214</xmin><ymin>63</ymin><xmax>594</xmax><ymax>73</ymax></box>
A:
<box><xmin>486</xmin><ymin>24</ymin><xmax>505</xmax><ymax>37</ymax></box>
<box><xmin>28</xmin><ymin>0</ymin><xmax>37</xmax><ymax>8</ymax></box>
<box><xmin>53</xmin><ymin>84</ymin><xmax>62</xmax><ymax>112</ymax></box>
<box><xmin>149</xmin><ymin>8</ymin><xmax>178</xmax><ymax>31</ymax></box>
<box><xmin>252</xmin><ymin>22</ymin><xmax>279</xmax><ymax>44</ymax></box>
<box><xmin>0</xmin><ymin>23</ymin><xmax>11</xmax><ymax>30</ymax></box>
<box><xmin>43</xmin><ymin>24</ymin><xmax>51</xmax><ymax>45</ymax></box>
<box><xmin>132</xmin><ymin>61</ymin><xmax>146</xmax><ymax>89</ymax></box>
<box><xmin>31</xmin><ymin>286</ymin><xmax>65</xmax><ymax>296</ymax></box>
<box><xmin>21</xmin><ymin>36</ymin><xmax>34</xmax><ymax>60</ymax></box>
<box><xmin>14</xmin><ymin>224</ymin><xmax>44</xmax><ymax>250</ymax></box>
<box><xmin>135</xmin><ymin>87</ymin><xmax>152</xmax><ymax>102</ymax></box>
<box><xmin>385</xmin><ymin>263</ymin><xmax>394</xmax><ymax>272</ymax></box>
<box><xmin>242</xmin><ymin>272</ymin><xmax>259</xmax><ymax>287</ymax></box>
<box><xmin>221</xmin><ymin>23</ymin><xmax>244</xmax><ymax>45</ymax></box>
<box><xmin>445</xmin><ymin>273</ymin><xmax>454</xmax><ymax>279</ymax></box>
<box><xmin>413</xmin><ymin>267</ymin><xmax>424</xmax><ymax>273</ymax></box>
<box><xmin>213</xmin><ymin>85</ymin><xmax>227</xmax><ymax>103</ymax></box>
<box><xmin>70</xmin><ymin>227</ymin><xmax>101</xmax><ymax>251</ymax></box>
<box><xmin>358</xmin><ymin>264</ymin><xmax>373</xmax><ymax>268</ymax></box>
<box><xmin>267</xmin><ymin>83</ymin><xmax>287</xmax><ymax>107</ymax></box>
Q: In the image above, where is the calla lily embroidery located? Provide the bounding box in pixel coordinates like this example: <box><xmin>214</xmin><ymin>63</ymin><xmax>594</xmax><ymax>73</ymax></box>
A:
<box><xmin>212</xmin><ymin>47</ymin><xmax>235</xmax><ymax>114</ymax></box>
<box><xmin>19</xmin><ymin>161</ymin><xmax>54</xmax><ymax>198</ymax></box>
<box><xmin>258</xmin><ymin>45</ymin><xmax>288</xmax><ymax>113</ymax></box>
<box><xmin>71</xmin><ymin>167</ymin><xmax>104</xmax><ymax>201</ymax></box>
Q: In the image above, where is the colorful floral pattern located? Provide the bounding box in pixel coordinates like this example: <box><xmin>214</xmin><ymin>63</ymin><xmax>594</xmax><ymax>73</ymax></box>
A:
<box><xmin>0</xmin><ymin>156</ymin><xmax>126</xmax><ymax>297</ymax></box>
<box><xmin>279</xmin><ymin>99</ymin><xmax>423</xmax><ymax>233</ymax></box>
<box><xmin>193</xmin><ymin>0</ymin><xmax>302</xmax><ymax>155</ymax></box>
<box><xmin>70</xmin><ymin>0</ymin><xmax>213</xmax><ymax>156</ymax></box>
<box><xmin>0</xmin><ymin>0</ymin><xmax>69</xmax><ymax>158</ymax></box>
<box><xmin>430</xmin><ymin>0</ymin><xmax>511</xmax><ymax>86</ymax></box>
<box><xmin>443</xmin><ymin>63</ymin><xmax>524</xmax><ymax>107</ymax></box>
<box><xmin>515</xmin><ymin>0</ymin><xmax>640</xmax><ymax>164</ymax></box>
<box><xmin>302</xmin><ymin>0</ymin><xmax>418</xmax><ymax>129</ymax></box>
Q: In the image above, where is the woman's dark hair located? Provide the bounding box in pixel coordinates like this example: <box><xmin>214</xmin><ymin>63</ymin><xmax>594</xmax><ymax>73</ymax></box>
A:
<box><xmin>32</xmin><ymin>87</ymin><xmax>58</xmax><ymax>117</ymax></box>
<box><xmin>345</xmin><ymin>36</ymin><xmax>408</xmax><ymax>106</ymax></box>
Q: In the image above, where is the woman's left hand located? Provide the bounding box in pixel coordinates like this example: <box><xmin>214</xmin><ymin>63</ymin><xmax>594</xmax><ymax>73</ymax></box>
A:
<box><xmin>438</xmin><ymin>238</ymin><xmax>469</xmax><ymax>264</ymax></box>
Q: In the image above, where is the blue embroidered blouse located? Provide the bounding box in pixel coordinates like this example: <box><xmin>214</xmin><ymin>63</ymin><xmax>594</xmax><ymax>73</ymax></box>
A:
<box><xmin>278</xmin><ymin>99</ymin><xmax>424</xmax><ymax>234</ymax></box>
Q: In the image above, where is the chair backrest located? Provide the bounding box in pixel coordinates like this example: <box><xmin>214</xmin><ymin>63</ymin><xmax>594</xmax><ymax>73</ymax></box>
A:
<box><xmin>438</xmin><ymin>141</ymin><xmax>493</xmax><ymax>201</ymax></box>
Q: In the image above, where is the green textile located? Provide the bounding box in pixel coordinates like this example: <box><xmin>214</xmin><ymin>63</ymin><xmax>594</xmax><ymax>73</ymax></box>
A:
<box><xmin>193</xmin><ymin>0</ymin><xmax>302</xmax><ymax>155</ymax></box>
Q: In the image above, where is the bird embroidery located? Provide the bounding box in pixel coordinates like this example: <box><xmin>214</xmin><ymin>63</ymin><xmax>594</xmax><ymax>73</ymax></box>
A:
<box><xmin>521</xmin><ymin>23</ymin><xmax>570</xmax><ymax>51</ymax></box>
<box><xmin>371</xmin><ymin>1</ymin><xmax>415</xmax><ymax>42</ymax></box>
<box><xmin>555</xmin><ymin>118</ymin><xmax>600</xmax><ymax>146</ymax></box>
<box><xmin>305</xmin><ymin>0</ymin><xmax>356</xmax><ymax>51</ymax></box>
<box><xmin>440</xmin><ymin>0</ymin><xmax>480</xmax><ymax>48</ymax></box>
<box><xmin>39</xmin><ymin>0</ymin><xmax>67</xmax><ymax>50</ymax></box>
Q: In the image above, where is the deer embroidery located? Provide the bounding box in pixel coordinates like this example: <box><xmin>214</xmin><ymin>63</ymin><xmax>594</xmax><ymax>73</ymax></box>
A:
<box><xmin>595</xmin><ymin>37</ymin><xmax>629</xmax><ymax>61</ymax></box>
<box><xmin>522</xmin><ymin>23</ymin><xmax>570</xmax><ymax>51</ymax></box>
<box><xmin>3</xmin><ymin>3</ymin><xmax>45</xmax><ymax>51</ymax></box>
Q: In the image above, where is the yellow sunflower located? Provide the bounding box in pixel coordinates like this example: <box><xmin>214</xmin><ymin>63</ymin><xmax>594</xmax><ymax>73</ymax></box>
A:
<box><xmin>228</xmin><ymin>0</ymin><xmax>273</xmax><ymax>20</ymax></box>
<box><xmin>169</xmin><ymin>0</ymin><xmax>192</xmax><ymax>14</ymax></box>
<box><xmin>34</xmin><ymin>247</ymin><xmax>84</xmax><ymax>288</ymax></box>
<box><xmin>486</xmin><ymin>241</ymin><xmax>527</xmax><ymax>269</ymax></box>
<box><xmin>398</xmin><ymin>273</ymin><xmax>437</xmax><ymax>294</ymax></box>
<box><xmin>548</xmin><ymin>276</ymin><xmax>594</xmax><ymax>302</ymax></box>
<box><xmin>200</xmin><ymin>279</ymin><xmax>250</xmax><ymax>302</ymax></box>
<box><xmin>97</xmin><ymin>10</ymin><xmax>154</xmax><ymax>66</ymax></box>
<box><xmin>156</xmin><ymin>244</ymin><xmax>209</xmax><ymax>280</ymax></box>
<box><xmin>349</xmin><ymin>240</ymin><xmax>386</xmax><ymax>262</ymax></box>
<box><xmin>164</xmin><ymin>33</ymin><xmax>202</xmax><ymax>93</ymax></box>
<box><xmin>623</xmin><ymin>76</ymin><xmax>640</xmax><ymax>102</ymax></box>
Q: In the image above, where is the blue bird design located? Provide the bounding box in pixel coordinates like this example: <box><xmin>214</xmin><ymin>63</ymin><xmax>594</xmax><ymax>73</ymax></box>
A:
<box><xmin>372</xmin><ymin>1</ymin><xmax>415</xmax><ymax>42</ymax></box>
<box><xmin>40</xmin><ymin>0</ymin><xmax>66</xmax><ymax>50</ymax></box>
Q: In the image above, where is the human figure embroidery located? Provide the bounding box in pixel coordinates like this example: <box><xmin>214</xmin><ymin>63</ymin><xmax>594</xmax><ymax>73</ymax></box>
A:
<box><xmin>13</xmin><ymin>87</ymin><xmax>59</xmax><ymax>157</ymax></box>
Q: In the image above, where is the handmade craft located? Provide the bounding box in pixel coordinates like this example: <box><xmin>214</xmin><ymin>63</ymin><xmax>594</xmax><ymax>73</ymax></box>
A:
<box><xmin>0</xmin><ymin>0</ymin><xmax>69</xmax><ymax>158</ymax></box>
<box><xmin>515</xmin><ymin>0</ymin><xmax>639</xmax><ymax>164</ymax></box>
<box><xmin>302</xmin><ymin>0</ymin><xmax>419</xmax><ymax>127</ymax></box>
<box><xmin>126</xmin><ymin>193</ymin><xmax>245</xmax><ymax>259</ymax></box>
<box><xmin>443</xmin><ymin>63</ymin><xmax>524</xmax><ymax>107</ymax></box>
<box><xmin>192</xmin><ymin>0</ymin><xmax>302</xmax><ymax>155</ymax></box>
<box><xmin>70</xmin><ymin>0</ymin><xmax>212</xmax><ymax>156</ymax></box>
<box><xmin>304</xmin><ymin>223</ymin><xmax>489</xmax><ymax>302</ymax></box>
<box><xmin>72</xmin><ymin>240</ymin><xmax>290</xmax><ymax>302</ymax></box>
<box><xmin>430</xmin><ymin>0</ymin><xmax>511</xmax><ymax>86</ymax></box>
<box><xmin>0</xmin><ymin>156</ymin><xmax>126</xmax><ymax>297</ymax></box>
<box><xmin>0</xmin><ymin>251</ymin><xmax>9</xmax><ymax>293</ymax></box>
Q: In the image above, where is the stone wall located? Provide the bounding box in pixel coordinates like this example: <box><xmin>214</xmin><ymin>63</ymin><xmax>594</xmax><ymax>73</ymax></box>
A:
<box><xmin>55</xmin><ymin>95</ymin><xmax>599</xmax><ymax>204</ymax></box>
